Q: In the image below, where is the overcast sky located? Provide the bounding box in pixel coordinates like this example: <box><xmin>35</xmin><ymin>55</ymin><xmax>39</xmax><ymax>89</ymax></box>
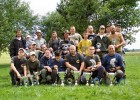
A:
<box><xmin>23</xmin><ymin>0</ymin><xmax>140</xmax><ymax>49</ymax></box>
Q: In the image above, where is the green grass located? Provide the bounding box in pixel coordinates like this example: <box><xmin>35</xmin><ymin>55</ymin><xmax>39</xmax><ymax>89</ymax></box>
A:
<box><xmin>0</xmin><ymin>52</ymin><xmax>140</xmax><ymax>100</ymax></box>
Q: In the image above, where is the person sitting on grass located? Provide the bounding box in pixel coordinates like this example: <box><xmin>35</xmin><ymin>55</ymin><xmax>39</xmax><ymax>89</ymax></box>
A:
<box><xmin>27</xmin><ymin>51</ymin><xmax>40</xmax><ymax>85</ymax></box>
<box><xmin>9</xmin><ymin>48</ymin><xmax>27</xmax><ymax>86</ymax></box>
<box><xmin>102</xmin><ymin>45</ymin><xmax>125</xmax><ymax>84</ymax></box>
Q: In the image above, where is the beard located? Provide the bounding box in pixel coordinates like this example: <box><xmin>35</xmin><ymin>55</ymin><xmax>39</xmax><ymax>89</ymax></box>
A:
<box><xmin>111</xmin><ymin>31</ymin><xmax>115</xmax><ymax>34</ymax></box>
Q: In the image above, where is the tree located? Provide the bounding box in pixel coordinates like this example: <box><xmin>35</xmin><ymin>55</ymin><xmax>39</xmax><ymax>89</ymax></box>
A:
<box><xmin>0</xmin><ymin>0</ymin><xmax>38</xmax><ymax>54</ymax></box>
<box><xmin>41</xmin><ymin>12</ymin><xmax>68</xmax><ymax>42</ymax></box>
<box><xmin>56</xmin><ymin>0</ymin><xmax>140</xmax><ymax>43</ymax></box>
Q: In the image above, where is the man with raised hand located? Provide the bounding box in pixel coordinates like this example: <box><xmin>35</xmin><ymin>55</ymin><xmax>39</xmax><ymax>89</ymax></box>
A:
<box><xmin>9</xmin><ymin>48</ymin><xmax>27</xmax><ymax>86</ymax></box>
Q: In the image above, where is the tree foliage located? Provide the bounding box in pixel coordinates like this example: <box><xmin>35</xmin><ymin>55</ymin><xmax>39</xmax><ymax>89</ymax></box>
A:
<box><xmin>0</xmin><ymin>0</ymin><xmax>38</xmax><ymax>54</ymax></box>
<box><xmin>55</xmin><ymin>0</ymin><xmax>140</xmax><ymax>43</ymax></box>
<box><xmin>41</xmin><ymin>12</ymin><xmax>70</xmax><ymax>42</ymax></box>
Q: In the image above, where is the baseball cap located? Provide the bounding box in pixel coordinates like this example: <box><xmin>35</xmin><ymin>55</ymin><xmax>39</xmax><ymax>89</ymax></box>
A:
<box><xmin>100</xmin><ymin>25</ymin><xmax>105</xmax><ymax>29</ymax></box>
<box><xmin>18</xmin><ymin>48</ymin><xmax>25</xmax><ymax>52</ymax></box>
<box><xmin>30</xmin><ymin>51</ymin><xmax>36</xmax><ymax>56</ymax></box>
<box><xmin>31</xmin><ymin>41</ymin><xmax>36</xmax><ymax>45</ymax></box>
<box><xmin>36</xmin><ymin>30</ymin><xmax>42</xmax><ymax>33</ymax></box>
<box><xmin>63</xmin><ymin>30</ymin><xmax>70</xmax><ymax>35</ymax></box>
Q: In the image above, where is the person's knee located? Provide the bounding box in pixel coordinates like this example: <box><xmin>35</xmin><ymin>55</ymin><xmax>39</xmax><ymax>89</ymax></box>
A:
<box><xmin>97</xmin><ymin>66</ymin><xmax>104</xmax><ymax>71</ymax></box>
<box><xmin>116</xmin><ymin>70</ymin><xmax>124</xmax><ymax>79</ymax></box>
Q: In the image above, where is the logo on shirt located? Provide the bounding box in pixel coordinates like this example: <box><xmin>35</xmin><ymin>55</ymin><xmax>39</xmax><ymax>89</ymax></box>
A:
<box><xmin>76</xmin><ymin>60</ymin><xmax>80</xmax><ymax>63</ymax></box>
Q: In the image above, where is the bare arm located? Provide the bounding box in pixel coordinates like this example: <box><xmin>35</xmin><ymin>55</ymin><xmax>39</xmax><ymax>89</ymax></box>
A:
<box><xmin>11</xmin><ymin>63</ymin><xmax>21</xmax><ymax>79</ymax></box>
<box><xmin>118</xmin><ymin>34</ymin><xmax>125</xmax><ymax>47</ymax></box>
<box><xmin>65</xmin><ymin>62</ymin><xmax>78</xmax><ymax>71</ymax></box>
<box><xmin>79</xmin><ymin>62</ymin><xmax>84</xmax><ymax>72</ymax></box>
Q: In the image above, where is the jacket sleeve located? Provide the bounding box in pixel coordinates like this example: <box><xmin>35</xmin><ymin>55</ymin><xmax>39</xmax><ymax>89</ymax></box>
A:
<box><xmin>40</xmin><ymin>57</ymin><xmax>45</xmax><ymax>69</ymax></box>
<box><xmin>9</xmin><ymin>40</ymin><xmax>15</xmax><ymax>58</ymax></box>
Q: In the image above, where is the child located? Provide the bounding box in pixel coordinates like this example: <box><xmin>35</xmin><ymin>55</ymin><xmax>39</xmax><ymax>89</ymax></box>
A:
<box><xmin>78</xmin><ymin>31</ymin><xmax>92</xmax><ymax>56</ymax></box>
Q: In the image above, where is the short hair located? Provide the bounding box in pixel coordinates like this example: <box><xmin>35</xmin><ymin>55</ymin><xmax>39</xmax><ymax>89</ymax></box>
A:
<box><xmin>54</xmin><ymin>50</ymin><xmax>61</xmax><ymax>56</ymax></box>
<box><xmin>16</xmin><ymin>29</ymin><xmax>22</xmax><ymax>33</ymax></box>
<box><xmin>83</xmin><ymin>31</ymin><xmax>88</xmax><ymax>35</ymax></box>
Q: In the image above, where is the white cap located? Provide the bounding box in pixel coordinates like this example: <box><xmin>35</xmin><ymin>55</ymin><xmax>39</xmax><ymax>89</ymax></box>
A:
<box><xmin>100</xmin><ymin>25</ymin><xmax>105</xmax><ymax>29</ymax></box>
<box><xmin>18</xmin><ymin>48</ymin><xmax>25</xmax><ymax>52</ymax></box>
<box><xmin>30</xmin><ymin>51</ymin><xmax>36</xmax><ymax>56</ymax></box>
<box><xmin>26</xmin><ymin>34</ymin><xmax>30</xmax><ymax>38</ymax></box>
<box><xmin>31</xmin><ymin>41</ymin><xmax>36</xmax><ymax>45</ymax></box>
<box><xmin>36</xmin><ymin>30</ymin><xmax>42</xmax><ymax>33</ymax></box>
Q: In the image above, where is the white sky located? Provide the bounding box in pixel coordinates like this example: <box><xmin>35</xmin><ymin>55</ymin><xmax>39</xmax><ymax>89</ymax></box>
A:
<box><xmin>23</xmin><ymin>0</ymin><xmax>60</xmax><ymax>16</ymax></box>
<box><xmin>23</xmin><ymin>0</ymin><xmax>140</xmax><ymax>49</ymax></box>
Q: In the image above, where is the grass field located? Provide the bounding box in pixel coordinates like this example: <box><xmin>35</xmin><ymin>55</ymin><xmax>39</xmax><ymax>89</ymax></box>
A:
<box><xmin>0</xmin><ymin>52</ymin><xmax>140</xmax><ymax>100</ymax></box>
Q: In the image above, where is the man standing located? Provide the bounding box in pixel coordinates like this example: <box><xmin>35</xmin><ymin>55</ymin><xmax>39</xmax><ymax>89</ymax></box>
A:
<box><xmin>108</xmin><ymin>25</ymin><xmax>125</xmax><ymax>55</ymax></box>
<box><xmin>92</xmin><ymin>25</ymin><xmax>111</xmax><ymax>61</ymax></box>
<box><xmin>69</xmin><ymin>26</ymin><xmax>83</xmax><ymax>47</ymax></box>
<box><xmin>87</xmin><ymin>25</ymin><xmax>96</xmax><ymax>41</ymax></box>
<box><xmin>48</xmin><ymin>31</ymin><xmax>61</xmax><ymax>52</ymax></box>
<box><xmin>34</xmin><ymin>30</ymin><xmax>46</xmax><ymax>50</ymax></box>
<box><xmin>59</xmin><ymin>30</ymin><xmax>74</xmax><ymax>58</ymax></box>
<box><xmin>9</xmin><ymin>29</ymin><xmax>26</xmax><ymax>58</ymax></box>
<box><xmin>9</xmin><ymin>48</ymin><xmax>27</xmax><ymax>85</ymax></box>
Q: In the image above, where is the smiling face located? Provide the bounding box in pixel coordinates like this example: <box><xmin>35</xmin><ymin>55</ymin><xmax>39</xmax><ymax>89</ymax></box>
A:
<box><xmin>108</xmin><ymin>45</ymin><xmax>115</xmax><ymax>55</ymax></box>
<box><xmin>45</xmin><ymin>49</ymin><xmax>51</xmax><ymax>58</ymax></box>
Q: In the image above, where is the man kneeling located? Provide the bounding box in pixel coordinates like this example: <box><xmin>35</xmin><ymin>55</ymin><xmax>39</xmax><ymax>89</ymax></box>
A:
<box><xmin>40</xmin><ymin>49</ymin><xmax>57</xmax><ymax>84</ymax></box>
<box><xmin>102</xmin><ymin>45</ymin><xmax>125</xmax><ymax>85</ymax></box>
<box><xmin>9</xmin><ymin>48</ymin><xmax>27</xmax><ymax>86</ymax></box>
<box><xmin>84</xmin><ymin>46</ymin><xmax>107</xmax><ymax>85</ymax></box>
<box><xmin>65</xmin><ymin>45</ymin><xmax>86</xmax><ymax>85</ymax></box>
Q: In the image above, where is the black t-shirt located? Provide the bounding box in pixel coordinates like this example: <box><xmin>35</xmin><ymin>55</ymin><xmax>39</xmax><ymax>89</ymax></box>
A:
<box><xmin>11</xmin><ymin>56</ymin><xmax>27</xmax><ymax>74</ymax></box>
<box><xmin>84</xmin><ymin>55</ymin><xmax>100</xmax><ymax>68</ymax></box>
<box><xmin>27</xmin><ymin>59</ymin><xmax>40</xmax><ymax>74</ymax></box>
<box><xmin>65</xmin><ymin>53</ymin><xmax>84</xmax><ymax>70</ymax></box>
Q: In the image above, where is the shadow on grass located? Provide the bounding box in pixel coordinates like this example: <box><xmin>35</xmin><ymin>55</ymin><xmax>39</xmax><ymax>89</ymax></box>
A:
<box><xmin>0</xmin><ymin>64</ymin><xmax>9</xmax><ymax>69</ymax></box>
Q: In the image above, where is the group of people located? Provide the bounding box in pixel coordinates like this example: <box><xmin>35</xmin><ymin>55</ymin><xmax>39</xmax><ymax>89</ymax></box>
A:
<box><xmin>9</xmin><ymin>24</ymin><xmax>126</xmax><ymax>86</ymax></box>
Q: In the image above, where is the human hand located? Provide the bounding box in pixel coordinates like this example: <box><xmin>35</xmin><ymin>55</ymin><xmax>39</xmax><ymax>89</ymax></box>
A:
<box><xmin>47</xmin><ymin>66</ymin><xmax>52</xmax><ymax>72</ymax></box>
<box><xmin>73</xmin><ymin>67</ymin><xmax>78</xmax><ymax>71</ymax></box>
<box><xmin>17</xmin><ymin>73</ymin><xmax>22</xmax><ymax>79</ymax></box>
<box><xmin>96</xmin><ymin>49</ymin><xmax>101</xmax><ymax>52</ymax></box>
<box><xmin>54</xmin><ymin>65</ymin><xmax>58</xmax><ymax>70</ymax></box>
